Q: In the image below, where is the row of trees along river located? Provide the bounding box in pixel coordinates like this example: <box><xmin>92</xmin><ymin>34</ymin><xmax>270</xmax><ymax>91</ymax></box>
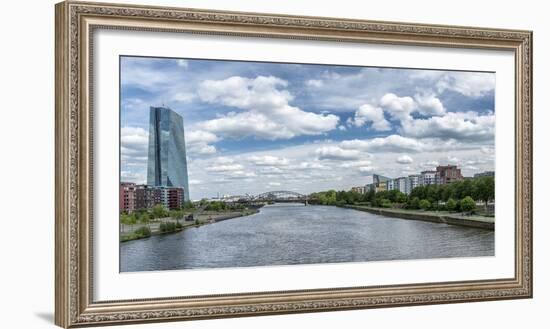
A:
<box><xmin>120</xmin><ymin>201</ymin><xmax>250</xmax><ymax>225</ymax></box>
<box><xmin>311</xmin><ymin>176</ymin><xmax>495</xmax><ymax>214</ymax></box>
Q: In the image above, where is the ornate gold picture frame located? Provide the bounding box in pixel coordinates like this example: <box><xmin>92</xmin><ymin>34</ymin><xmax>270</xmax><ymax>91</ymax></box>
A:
<box><xmin>55</xmin><ymin>1</ymin><xmax>532</xmax><ymax>327</ymax></box>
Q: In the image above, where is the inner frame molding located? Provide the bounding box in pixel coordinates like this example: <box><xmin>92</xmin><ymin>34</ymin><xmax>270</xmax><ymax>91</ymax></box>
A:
<box><xmin>55</xmin><ymin>1</ymin><xmax>532</xmax><ymax>327</ymax></box>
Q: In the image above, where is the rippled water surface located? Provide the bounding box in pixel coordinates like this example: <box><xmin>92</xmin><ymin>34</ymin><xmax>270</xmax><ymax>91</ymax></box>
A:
<box><xmin>120</xmin><ymin>204</ymin><xmax>494</xmax><ymax>272</ymax></box>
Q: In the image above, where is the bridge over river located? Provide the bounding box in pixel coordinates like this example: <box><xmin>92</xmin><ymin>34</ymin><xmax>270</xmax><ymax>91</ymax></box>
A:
<box><xmin>185</xmin><ymin>191</ymin><xmax>313</xmax><ymax>221</ymax></box>
<box><xmin>223</xmin><ymin>190</ymin><xmax>314</xmax><ymax>206</ymax></box>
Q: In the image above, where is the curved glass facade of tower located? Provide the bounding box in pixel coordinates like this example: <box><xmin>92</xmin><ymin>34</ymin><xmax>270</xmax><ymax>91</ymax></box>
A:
<box><xmin>147</xmin><ymin>106</ymin><xmax>190</xmax><ymax>201</ymax></box>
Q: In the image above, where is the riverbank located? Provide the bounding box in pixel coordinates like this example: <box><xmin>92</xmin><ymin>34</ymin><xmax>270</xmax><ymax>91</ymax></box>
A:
<box><xmin>120</xmin><ymin>208</ymin><xmax>259</xmax><ymax>242</ymax></box>
<box><xmin>342</xmin><ymin>205</ymin><xmax>494</xmax><ymax>230</ymax></box>
<box><xmin>121</xmin><ymin>202</ymin><xmax>494</xmax><ymax>271</ymax></box>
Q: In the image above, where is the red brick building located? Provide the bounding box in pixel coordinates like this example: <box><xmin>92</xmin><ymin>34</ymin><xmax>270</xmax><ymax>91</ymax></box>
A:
<box><xmin>122</xmin><ymin>183</ymin><xmax>186</xmax><ymax>211</ymax></box>
<box><xmin>135</xmin><ymin>185</ymin><xmax>163</xmax><ymax>210</ymax></box>
<box><xmin>161</xmin><ymin>187</ymin><xmax>185</xmax><ymax>210</ymax></box>
<box><xmin>119</xmin><ymin>182</ymin><xmax>136</xmax><ymax>213</ymax></box>
<box><xmin>436</xmin><ymin>165</ymin><xmax>463</xmax><ymax>184</ymax></box>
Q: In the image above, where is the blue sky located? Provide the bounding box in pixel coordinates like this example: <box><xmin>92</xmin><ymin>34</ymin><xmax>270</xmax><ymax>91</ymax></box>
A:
<box><xmin>120</xmin><ymin>56</ymin><xmax>495</xmax><ymax>200</ymax></box>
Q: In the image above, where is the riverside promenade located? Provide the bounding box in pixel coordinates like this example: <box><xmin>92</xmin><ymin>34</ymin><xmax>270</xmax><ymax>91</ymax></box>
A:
<box><xmin>342</xmin><ymin>205</ymin><xmax>494</xmax><ymax>230</ymax></box>
<box><xmin>120</xmin><ymin>209</ymin><xmax>259</xmax><ymax>242</ymax></box>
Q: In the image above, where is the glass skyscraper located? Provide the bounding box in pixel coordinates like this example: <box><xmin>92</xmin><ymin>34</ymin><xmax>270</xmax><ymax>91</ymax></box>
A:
<box><xmin>147</xmin><ymin>106</ymin><xmax>190</xmax><ymax>201</ymax></box>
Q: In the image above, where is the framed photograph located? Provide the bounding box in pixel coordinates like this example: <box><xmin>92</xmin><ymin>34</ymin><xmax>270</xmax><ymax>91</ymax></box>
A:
<box><xmin>55</xmin><ymin>1</ymin><xmax>532</xmax><ymax>327</ymax></box>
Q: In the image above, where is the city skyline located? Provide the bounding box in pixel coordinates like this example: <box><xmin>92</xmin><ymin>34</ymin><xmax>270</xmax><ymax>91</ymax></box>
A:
<box><xmin>120</xmin><ymin>56</ymin><xmax>496</xmax><ymax>200</ymax></box>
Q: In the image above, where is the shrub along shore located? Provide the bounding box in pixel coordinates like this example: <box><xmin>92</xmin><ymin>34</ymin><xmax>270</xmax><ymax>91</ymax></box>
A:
<box><xmin>311</xmin><ymin>176</ymin><xmax>495</xmax><ymax>230</ymax></box>
<box><xmin>342</xmin><ymin>205</ymin><xmax>494</xmax><ymax>230</ymax></box>
<box><xmin>120</xmin><ymin>208</ymin><xmax>259</xmax><ymax>242</ymax></box>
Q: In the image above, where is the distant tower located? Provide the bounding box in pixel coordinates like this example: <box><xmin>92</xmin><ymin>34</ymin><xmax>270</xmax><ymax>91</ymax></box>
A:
<box><xmin>147</xmin><ymin>106</ymin><xmax>190</xmax><ymax>201</ymax></box>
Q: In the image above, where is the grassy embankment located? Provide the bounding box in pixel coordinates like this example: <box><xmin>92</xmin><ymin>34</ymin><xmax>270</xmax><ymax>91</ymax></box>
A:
<box><xmin>341</xmin><ymin>204</ymin><xmax>494</xmax><ymax>230</ymax></box>
<box><xmin>120</xmin><ymin>208</ymin><xmax>259</xmax><ymax>242</ymax></box>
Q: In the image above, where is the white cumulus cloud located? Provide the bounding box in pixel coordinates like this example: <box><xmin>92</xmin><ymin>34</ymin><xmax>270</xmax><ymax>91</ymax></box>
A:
<box><xmin>349</xmin><ymin>103</ymin><xmax>391</xmax><ymax>131</ymax></box>
<box><xmin>186</xmin><ymin>130</ymin><xmax>220</xmax><ymax>144</ymax></box>
<box><xmin>339</xmin><ymin>160</ymin><xmax>373</xmax><ymax>168</ymax></box>
<box><xmin>305</xmin><ymin>79</ymin><xmax>323</xmax><ymax>88</ymax></box>
<box><xmin>396</xmin><ymin>155</ymin><xmax>413</xmax><ymax>164</ymax></box>
<box><xmin>205</xmin><ymin>163</ymin><xmax>244</xmax><ymax>172</ymax></box>
<box><xmin>373</xmin><ymin>92</ymin><xmax>494</xmax><ymax>142</ymax></box>
<box><xmin>400</xmin><ymin>111</ymin><xmax>495</xmax><ymax>141</ymax></box>
<box><xmin>414</xmin><ymin>93</ymin><xmax>446</xmax><ymax>116</ymax></box>
<box><xmin>380</xmin><ymin>93</ymin><xmax>416</xmax><ymax>121</ymax></box>
<box><xmin>340</xmin><ymin>135</ymin><xmax>426</xmax><ymax>153</ymax></box>
<box><xmin>185</xmin><ymin>130</ymin><xmax>220</xmax><ymax>156</ymax></box>
<box><xmin>289</xmin><ymin>161</ymin><xmax>330</xmax><ymax>170</ymax></box>
<box><xmin>197</xmin><ymin>76</ymin><xmax>339</xmax><ymax>140</ymax></box>
<box><xmin>120</xmin><ymin>126</ymin><xmax>149</xmax><ymax>161</ymax></box>
<box><xmin>315</xmin><ymin>146</ymin><xmax>362</xmax><ymax>161</ymax></box>
<box><xmin>248</xmin><ymin>155</ymin><xmax>289</xmax><ymax>166</ymax></box>
<box><xmin>436</xmin><ymin>72</ymin><xmax>495</xmax><ymax>97</ymax></box>
<box><xmin>358</xmin><ymin>166</ymin><xmax>375</xmax><ymax>174</ymax></box>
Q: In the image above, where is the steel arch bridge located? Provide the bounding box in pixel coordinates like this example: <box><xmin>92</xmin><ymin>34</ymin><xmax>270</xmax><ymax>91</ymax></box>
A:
<box><xmin>254</xmin><ymin>190</ymin><xmax>308</xmax><ymax>203</ymax></box>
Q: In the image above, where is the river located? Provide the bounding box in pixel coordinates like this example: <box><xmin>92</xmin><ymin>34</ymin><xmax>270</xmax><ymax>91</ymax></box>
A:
<box><xmin>120</xmin><ymin>203</ymin><xmax>494</xmax><ymax>272</ymax></box>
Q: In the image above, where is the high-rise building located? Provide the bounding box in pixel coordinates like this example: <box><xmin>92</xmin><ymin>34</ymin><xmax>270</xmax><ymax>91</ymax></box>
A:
<box><xmin>147</xmin><ymin>106</ymin><xmax>190</xmax><ymax>201</ymax></box>
<box><xmin>375</xmin><ymin>181</ymin><xmax>387</xmax><ymax>193</ymax></box>
<box><xmin>436</xmin><ymin>165</ymin><xmax>463</xmax><ymax>184</ymax></box>
<box><xmin>420</xmin><ymin>170</ymin><xmax>437</xmax><ymax>185</ymax></box>
<box><xmin>395</xmin><ymin>177</ymin><xmax>408</xmax><ymax>194</ymax></box>
<box><xmin>373</xmin><ymin>174</ymin><xmax>391</xmax><ymax>185</ymax></box>
<box><xmin>386</xmin><ymin>179</ymin><xmax>395</xmax><ymax>191</ymax></box>
<box><xmin>365</xmin><ymin>183</ymin><xmax>375</xmax><ymax>192</ymax></box>
<box><xmin>372</xmin><ymin>174</ymin><xmax>392</xmax><ymax>193</ymax></box>
<box><xmin>407</xmin><ymin>175</ymin><xmax>421</xmax><ymax>194</ymax></box>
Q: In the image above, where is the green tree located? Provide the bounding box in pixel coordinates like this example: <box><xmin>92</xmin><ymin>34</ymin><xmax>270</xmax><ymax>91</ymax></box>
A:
<box><xmin>372</xmin><ymin>197</ymin><xmax>391</xmax><ymax>208</ymax></box>
<box><xmin>138</xmin><ymin>212</ymin><xmax>150</xmax><ymax>224</ymax></box>
<box><xmin>442</xmin><ymin>185</ymin><xmax>452</xmax><ymax>203</ymax></box>
<box><xmin>425</xmin><ymin>185</ymin><xmax>439</xmax><ymax>204</ymax></box>
<box><xmin>460</xmin><ymin>196</ymin><xmax>476</xmax><ymax>213</ymax></box>
<box><xmin>314</xmin><ymin>192</ymin><xmax>327</xmax><ymax>205</ymax></box>
<box><xmin>409</xmin><ymin>186</ymin><xmax>426</xmax><ymax>200</ymax></box>
<box><xmin>363</xmin><ymin>189</ymin><xmax>375</xmax><ymax>203</ymax></box>
<box><xmin>457</xmin><ymin>179</ymin><xmax>475</xmax><ymax>199</ymax></box>
<box><xmin>407</xmin><ymin>197</ymin><xmax>420</xmax><ymax>209</ymax></box>
<box><xmin>474</xmin><ymin>177</ymin><xmax>495</xmax><ymax>211</ymax></box>
<box><xmin>170</xmin><ymin>210</ymin><xmax>184</xmax><ymax>224</ymax></box>
<box><xmin>159</xmin><ymin>221</ymin><xmax>176</xmax><ymax>233</ymax></box>
<box><xmin>446</xmin><ymin>198</ymin><xmax>457</xmax><ymax>211</ymax></box>
<box><xmin>336</xmin><ymin>191</ymin><xmax>361</xmax><ymax>204</ymax></box>
<box><xmin>205</xmin><ymin>201</ymin><xmax>227</xmax><ymax>212</ymax></box>
<box><xmin>120</xmin><ymin>213</ymin><xmax>137</xmax><ymax>225</ymax></box>
<box><xmin>348</xmin><ymin>191</ymin><xmax>362</xmax><ymax>204</ymax></box>
<box><xmin>325</xmin><ymin>190</ymin><xmax>337</xmax><ymax>205</ymax></box>
<box><xmin>395</xmin><ymin>191</ymin><xmax>407</xmax><ymax>204</ymax></box>
<box><xmin>134</xmin><ymin>226</ymin><xmax>151</xmax><ymax>238</ymax></box>
<box><xmin>419</xmin><ymin>199</ymin><xmax>431</xmax><ymax>210</ymax></box>
<box><xmin>152</xmin><ymin>204</ymin><xmax>168</xmax><ymax>219</ymax></box>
